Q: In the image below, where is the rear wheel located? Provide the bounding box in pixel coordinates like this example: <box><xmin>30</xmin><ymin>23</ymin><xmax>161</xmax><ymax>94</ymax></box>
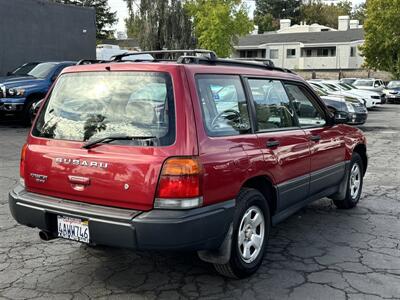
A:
<box><xmin>333</xmin><ymin>153</ymin><xmax>364</xmax><ymax>209</ymax></box>
<box><xmin>214</xmin><ymin>188</ymin><xmax>270</xmax><ymax>278</ymax></box>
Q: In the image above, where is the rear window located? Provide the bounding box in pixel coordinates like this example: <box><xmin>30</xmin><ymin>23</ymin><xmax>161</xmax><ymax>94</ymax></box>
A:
<box><xmin>32</xmin><ymin>72</ymin><xmax>175</xmax><ymax>146</ymax></box>
<box><xmin>354</xmin><ymin>80</ymin><xmax>373</xmax><ymax>87</ymax></box>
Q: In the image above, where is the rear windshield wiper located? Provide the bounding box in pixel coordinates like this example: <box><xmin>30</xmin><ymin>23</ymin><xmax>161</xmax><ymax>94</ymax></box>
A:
<box><xmin>82</xmin><ymin>135</ymin><xmax>157</xmax><ymax>149</ymax></box>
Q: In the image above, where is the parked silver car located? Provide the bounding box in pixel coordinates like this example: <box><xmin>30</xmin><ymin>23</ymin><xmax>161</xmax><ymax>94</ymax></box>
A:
<box><xmin>353</xmin><ymin>78</ymin><xmax>385</xmax><ymax>96</ymax></box>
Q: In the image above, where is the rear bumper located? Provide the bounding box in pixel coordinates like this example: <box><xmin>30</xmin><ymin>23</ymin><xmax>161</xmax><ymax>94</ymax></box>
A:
<box><xmin>9</xmin><ymin>185</ymin><xmax>235</xmax><ymax>251</ymax></box>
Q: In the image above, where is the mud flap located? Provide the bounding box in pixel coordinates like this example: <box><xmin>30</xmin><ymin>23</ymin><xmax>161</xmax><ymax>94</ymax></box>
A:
<box><xmin>329</xmin><ymin>161</ymin><xmax>350</xmax><ymax>201</ymax></box>
<box><xmin>197</xmin><ymin>224</ymin><xmax>233</xmax><ymax>264</ymax></box>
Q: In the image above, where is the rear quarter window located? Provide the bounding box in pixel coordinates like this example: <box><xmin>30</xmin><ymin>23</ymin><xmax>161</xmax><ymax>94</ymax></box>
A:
<box><xmin>196</xmin><ymin>74</ymin><xmax>251</xmax><ymax>136</ymax></box>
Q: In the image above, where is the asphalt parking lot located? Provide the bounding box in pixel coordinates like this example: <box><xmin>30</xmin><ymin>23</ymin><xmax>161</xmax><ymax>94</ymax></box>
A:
<box><xmin>0</xmin><ymin>105</ymin><xmax>399</xmax><ymax>300</ymax></box>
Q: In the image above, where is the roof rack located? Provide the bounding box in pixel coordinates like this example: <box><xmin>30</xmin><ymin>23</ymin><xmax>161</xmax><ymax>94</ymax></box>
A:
<box><xmin>177</xmin><ymin>55</ymin><xmax>294</xmax><ymax>73</ymax></box>
<box><xmin>76</xmin><ymin>59</ymin><xmax>110</xmax><ymax>65</ymax></box>
<box><xmin>234</xmin><ymin>58</ymin><xmax>275</xmax><ymax>67</ymax></box>
<box><xmin>76</xmin><ymin>50</ymin><xmax>294</xmax><ymax>74</ymax></box>
<box><xmin>111</xmin><ymin>49</ymin><xmax>218</xmax><ymax>62</ymax></box>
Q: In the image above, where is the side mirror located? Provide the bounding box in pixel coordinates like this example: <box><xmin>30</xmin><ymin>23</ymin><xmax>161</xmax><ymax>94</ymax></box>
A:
<box><xmin>51</xmin><ymin>75</ymin><xmax>58</xmax><ymax>82</ymax></box>
<box><xmin>332</xmin><ymin>111</ymin><xmax>349</xmax><ymax>124</ymax></box>
<box><xmin>6</xmin><ymin>72</ymin><xmax>12</xmax><ymax>76</ymax></box>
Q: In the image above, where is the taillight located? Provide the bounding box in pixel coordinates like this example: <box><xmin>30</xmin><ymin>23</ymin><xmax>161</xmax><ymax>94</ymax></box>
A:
<box><xmin>20</xmin><ymin>143</ymin><xmax>28</xmax><ymax>186</ymax></box>
<box><xmin>155</xmin><ymin>157</ymin><xmax>202</xmax><ymax>209</ymax></box>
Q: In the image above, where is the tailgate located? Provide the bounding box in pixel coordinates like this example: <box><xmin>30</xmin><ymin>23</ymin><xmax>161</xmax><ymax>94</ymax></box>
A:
<box><xmin>24</xmin><ymin>144</ymin><xmax>167</xmax><ymax>211</ymax></box>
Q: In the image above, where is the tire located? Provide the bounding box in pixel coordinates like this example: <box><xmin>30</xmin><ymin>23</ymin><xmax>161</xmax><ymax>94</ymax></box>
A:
<box><xmin>21</xmin><ymin>99</ymin><xmax>36</xmax><ymax>126</ymax></box>
<box><xmin>333</xmin><ymin>153</ymin><xmax>364</xmax><ymax>209</ymax></box>
<box><xmin>214</xmin><ymin>188</ymin><xmax>270</xmax><ymax>278</ymax></box>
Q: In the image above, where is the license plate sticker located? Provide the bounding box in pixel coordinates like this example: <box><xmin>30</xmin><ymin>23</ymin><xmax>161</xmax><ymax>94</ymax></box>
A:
<box><xmin>57</xmin><ymin>216</ymin><xmax>90</xmax><ymax>243</ymax></box>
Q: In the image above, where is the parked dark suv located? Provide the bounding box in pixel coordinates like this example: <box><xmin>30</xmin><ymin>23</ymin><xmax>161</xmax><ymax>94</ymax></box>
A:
<box><xmin>9</xmin><ymin>50</ymin><xmax>367</xmax><ymax>278</ymax></box>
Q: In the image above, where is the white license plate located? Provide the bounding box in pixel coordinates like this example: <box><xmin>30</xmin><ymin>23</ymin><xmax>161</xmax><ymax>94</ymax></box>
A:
<box><xmin>57</xmin><ymin>216</ymin><xmax>90</xmax><ymax>243</ymax></box>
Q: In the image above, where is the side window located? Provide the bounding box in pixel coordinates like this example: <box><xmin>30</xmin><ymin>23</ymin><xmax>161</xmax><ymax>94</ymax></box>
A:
<box><xmin>248</xmin><ymin>79</ymin><xmax>297</xmax><ymax>130</ymax></box>
<box><xmin>196</xmin><ymin>75</ymin><xmax>251</xmax><ymax>136</ymax></box>
<box><xmin>285</xmin><ymin>84</ymin><xmax>326</xmax><ymax>127</ymax></box>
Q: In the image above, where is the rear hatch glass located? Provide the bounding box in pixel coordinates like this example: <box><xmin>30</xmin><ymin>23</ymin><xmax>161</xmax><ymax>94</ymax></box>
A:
<box><xmin>33</xmin><ymin>72</ymin><xmax>175</xmax><ymax>146</ymax></box>
<box><xmin>28</xmin><ymin>71</ymin><xmax>175</xmax><ymax>210</ymax></box>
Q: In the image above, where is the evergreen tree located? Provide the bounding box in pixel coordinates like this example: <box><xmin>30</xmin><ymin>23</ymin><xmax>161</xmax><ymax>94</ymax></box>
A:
<box><xmin>124</xmin><ymin>0</ymin><xmax>140</xmax><ymax>38</ymax></box>
<box><xmin>254</xmin><ymin>0</ymin><xmax>301</xmax><ymax>33</ymax></box>
<box><xmin>51</xmin><ymin>0</ymin><xmax>117</xmax><ymax>40</ymax></box>
<box><xmin>300</xmin><ymin>0</ymin><xmax>352</xmax><ymax>29</ymax></box>
<box><xmin>124</xmin><ymin>0</ymin><xmax>194</xmax><ymax>50</ymax></box>
<box><xmin>352</xmin><ymin>1</ymin><xmax>368</xmax><ymax>25</ymax></box>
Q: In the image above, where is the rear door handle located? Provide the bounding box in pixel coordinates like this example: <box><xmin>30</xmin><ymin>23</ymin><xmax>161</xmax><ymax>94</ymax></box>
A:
<box><xmin>266</xmin><ymin>140</ymin><xmax>280</xmax><ymax>148</ymax></box>
<box><xmin>68</xmin><ymin>175</ymin><xmax>91</xmax><ymax>186</ymax></box>
<box><xmin>310</xmin><ymin>135</ymin><xmax>321</xmax><ymax>142</ymax></box>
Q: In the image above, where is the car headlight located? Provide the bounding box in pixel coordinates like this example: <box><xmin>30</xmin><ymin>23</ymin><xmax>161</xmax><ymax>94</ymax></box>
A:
<box><xmin>7</xmin><ymin>88</ymin><xmax>25</xmax><ymax>97</ymax></box>
<box><xmin>346</xmin><ymin>102</ymin><xmax>355</xmax><ymax>113</ymax></box>
<box><xmin>0</xmin><ymin>85</ymin><xmax>5</xmax><ymax>97</ymax></box>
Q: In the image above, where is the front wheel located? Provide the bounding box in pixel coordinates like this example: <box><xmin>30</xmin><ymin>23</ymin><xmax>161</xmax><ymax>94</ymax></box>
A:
<box><xmin>21</xmin><ymin>99</ymin><xmax>36</xmax><ymax>126</ymax></box>
<box><xmin>333</xmin><ymin>153</ymin><xmax>364</xmax><ymax>209</ymax></box>
<box><xmin>214</xmin><ymin>188</ymin><xmax>270</xmax><ymax>278</ymax></box>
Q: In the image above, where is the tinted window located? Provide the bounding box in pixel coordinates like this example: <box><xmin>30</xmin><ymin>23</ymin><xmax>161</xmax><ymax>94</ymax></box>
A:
<box><xmin>248</xmin><ymin>79</ymin><xmax>297</xmax><ymax>130</ymax></box>
<box><xmin>11</xmin><ymin>63</ymin><xmax>39</xmax><ymax>76</ymax></box>
<box><xmin>33</xmin><ymin>72</ymin><xmax>175</xmax><ymax>146</ymax></box>
<box><xmin>354</xmin><ymin>80</ymin><xmax>373</xmax><ymax>87</ymax></box>
<box><xmin>338</xmin><ymin>83</ymin><xmax>351</xmax><ymax>90</ymax></box>
<box><xmin>285</xmin><ymin>84</ymin><xmax>326</xmax><ymax>127</ymax></box>
<box><xmin>324</xmin><ymin>83</ymin><xmax>339</xmax><ymax>91</ymax></box>
<box><xmin>196</xmin><ymin>75</ymin><xmax>251</xmax><ymax>136</ymax></box>
<box><xmin>28</xmin><ymin>63</ymin><xmax>58</xmax><ymax>79</ymax></box>
<box><xmin>387</xmin><ymin>81</ymin><xmax>400</xmax><ymax>88</ymax></box>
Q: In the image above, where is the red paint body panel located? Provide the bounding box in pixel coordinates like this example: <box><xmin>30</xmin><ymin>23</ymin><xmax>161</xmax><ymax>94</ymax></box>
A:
<box><xmin>25</xmin><ymin>65</ymin><xmax>197</xmax><ymax>211</ymax></box>
<box><xmin>22</xmin><ymin>61</ymin><xmax>367</xmax><ymax>212</ymax></box>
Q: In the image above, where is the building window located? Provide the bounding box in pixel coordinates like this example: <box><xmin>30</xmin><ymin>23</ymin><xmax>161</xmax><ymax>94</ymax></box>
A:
<box><xmin>240</xmin><ymin>50</ymin><xmax>259</xmax><ymax>58</ymax></box>
<box><xmin>350</xmin><ymin>46</ymin><xmax>356</xmax><ymax>57</ymax></box>
<box><xmin>301</xmin><ymin>47</ymin><xmax>336</xmax><ymax>57</ymax></box>
<box><xmin>270</xmin><ymin>49</ymin><xmax>279</xmax><ymax>59</ymax></box>
<box><xmin>306</xmin><ymin>49</ymin><xmax>312</xmax><ymax>57</ymax></box>
<box><xmin>287</xmin><ymin>49</ymin><xmax>296</xmax><ymax>58</ymax></box>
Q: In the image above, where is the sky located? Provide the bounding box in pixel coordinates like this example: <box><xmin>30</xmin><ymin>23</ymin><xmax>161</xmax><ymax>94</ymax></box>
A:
<box><xmin>108</xmin><ymin>0</ymin><xmax>365</xmax><ymax>34</ymax></box>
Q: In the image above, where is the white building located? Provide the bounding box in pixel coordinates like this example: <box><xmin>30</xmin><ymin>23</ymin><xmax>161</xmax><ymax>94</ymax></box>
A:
<box><xmin>233</xmin><ymin>16</ymin><xmax>365</xmax><ymax>70</ymax></box>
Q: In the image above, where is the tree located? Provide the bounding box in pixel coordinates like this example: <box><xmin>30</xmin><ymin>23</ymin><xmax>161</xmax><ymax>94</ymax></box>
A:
<box><xmin>186</xmin><ymin>0</ymin><xmax>253</xmax><ymax>57</ymax></box>
<box><xmin>124</xmin><ymin>0</ymin><xmax>194</xmax><ymax>50</ymax></box>
<box><xmin>254</xmin><ymin>13</ymin><xmax>276</xmax><ymax>33</ymax></box>
<box><xmin>51</xmin><ymin>0</ymin><xmax>117</xmax><ymax>40</ymax></box>
<box><xmin>361</xmin><ymin>0</ymin><xmax>400</xmax><ymax>78</ymax></box>
<box><xmin>300</xmin><ymin>0</ymin><xmax>352</xmax><ymax>29</ymax></box>
<box><xmin>254</xmin><ymin>0</ymin><xmax>301</xmax><ymax>33</ymax></box>
<box><xmin>352</xmin><ymin>1</ymin><xmax>367</xmax><ymax>25</ymax></box>
<box><xmin>124</xmin><ymin>0</ymin><xmax>140</xmax><ymax>38</ymax></box>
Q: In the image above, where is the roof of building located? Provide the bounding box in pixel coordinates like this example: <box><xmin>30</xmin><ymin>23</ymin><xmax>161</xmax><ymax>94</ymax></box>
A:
<box><xmin>236</xmin><ymin>28</ymin><xmax>364</xmax><ymax>48</ymax></box>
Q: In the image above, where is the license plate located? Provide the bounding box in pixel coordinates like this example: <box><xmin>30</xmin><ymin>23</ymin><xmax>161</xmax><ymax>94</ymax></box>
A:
<box><xmin>57</xmin><ymin>216</ymin><xmax>90</xmax><ymax>243</ymax></box>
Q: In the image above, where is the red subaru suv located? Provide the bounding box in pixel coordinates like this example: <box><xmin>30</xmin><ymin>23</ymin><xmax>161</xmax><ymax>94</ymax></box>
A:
<box><xmin>9</xmin><ymin>50</ymin><xmax>367</xmax><ymax>278</ymax></box>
